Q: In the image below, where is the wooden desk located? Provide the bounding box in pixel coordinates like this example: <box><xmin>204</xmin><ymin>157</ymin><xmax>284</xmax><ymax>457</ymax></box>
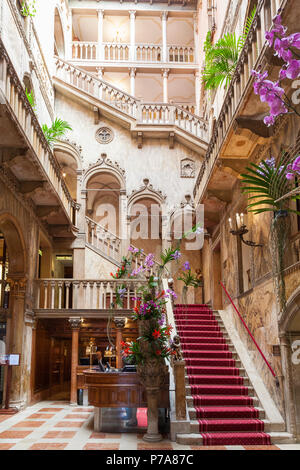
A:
<box><xmin>83</xmin><ymin>369</ymin><xmax>169</xmax><ymax>408</ymax></box>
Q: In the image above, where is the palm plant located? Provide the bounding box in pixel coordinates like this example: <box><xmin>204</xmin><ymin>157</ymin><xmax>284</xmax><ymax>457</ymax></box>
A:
<box><xmin>25</xmin><ymin>88</ymin><xmax>36</xmax><ymax>113</ymax></box>
<box><xmin>241</xmin><ymin>155</ymin><xmax>300</xmax><ymax>215</ymax></box>
<box><xmin>202</xmin><ymin>6</ymin><xmax>257</xmax><ymax>90</ymax></box>
<box><xmin>42</xmin><ymin>118</ymin><xmax>73</xmax><ymax>147</ymax></box>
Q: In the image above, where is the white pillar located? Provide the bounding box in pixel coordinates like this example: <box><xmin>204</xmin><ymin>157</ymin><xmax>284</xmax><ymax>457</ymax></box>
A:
<box><xmin>162</xmin><ymin>68</ymin><xmax>169</xmax><ymax>103</ymax></box>
<box><xmin>195</xmin><ymin>70</ymin><xmax>201</xmax><ymax>115</ymax></box>
<box><xmin>129</xmin><ymin>10</ymin><xmax>136</xmax><ymax>61</ymax></box>
<box><xmin>65</xmin><ymin>10</ymin><xmax>73</xmax><ymax>60</ymax></box>
<box><xmin>193</xmin><ymin>13</ymin><xmax>199</xmax><ymax>64</ymax></box>
<box><xmin>129</xmin><ymin>68</ymin><xmax>136</xmax><ymax>96</ymax></box>
<box><xmin>97</xmin><ymin>9</ymin><xmax>104</xmax><ymax>60</ymax></box>
<box><xmin>161</xmin><ymin>11</ymin><xmax>168</xmax><ymax>62</ymax></box>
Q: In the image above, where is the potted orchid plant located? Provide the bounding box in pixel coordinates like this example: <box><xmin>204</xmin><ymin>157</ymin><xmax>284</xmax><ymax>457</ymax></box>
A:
<box><xmin>177</xmin><ymin>261</ymin><xmax>203</xmax><ymax>305</ymax></box>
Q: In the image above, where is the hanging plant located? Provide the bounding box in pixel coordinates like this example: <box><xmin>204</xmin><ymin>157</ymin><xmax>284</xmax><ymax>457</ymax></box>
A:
<box><xmin>25</xmin><ymin>88</ymin><xmax>36</xmax><ymax>113</ymax></box>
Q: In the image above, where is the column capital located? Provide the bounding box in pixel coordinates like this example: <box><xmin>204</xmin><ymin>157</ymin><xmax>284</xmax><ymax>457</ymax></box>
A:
<box><xmin>129</xmin><ymin>10</ymin><xmax>136</xmax><ymax>19</ymax></box>
<box><xmin>161</xmin><ymin>68</ymin><xmax>170</xmax><ymax>78</ymax></box>
<box><xmin>69</xmin><ymin>317</ymin><xmax>82</xmax><ymax>330</ymax></box>
<box><xmin>114</xmin><ymin>317</ymin><xmax>126</xmax><ymax>329</ymax></box>
<box><xmin>96</xmin><ymin>66</ymin><xmax>104</xmax><ymax>78</ymax></box>
<box><xmin>161</xmin><ymin>11</ymin><xmax>168</xmax><ymax>21</ymax></box>
<box><xmin>97</xmin><ymin>9</ymin><xmax>104</xmax><ymax>18</ymax></box>
<box><xmin>129</xmin><ymin>67</ymin><xmax>136</xmax><ymax>78</ymax></box>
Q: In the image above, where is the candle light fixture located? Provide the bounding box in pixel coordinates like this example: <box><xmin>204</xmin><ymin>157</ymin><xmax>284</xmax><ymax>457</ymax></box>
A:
<box><xmin>228</xmin><ymin>213</ymin><xmax>263</xmax><ymax>247</ymax></box>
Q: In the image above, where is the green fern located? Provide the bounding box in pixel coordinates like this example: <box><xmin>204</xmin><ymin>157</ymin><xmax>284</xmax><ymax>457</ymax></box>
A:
<box><xmin>42</xmin><ymin>118</ymin><xmax>73</xmax><ymax>146</ymax></box>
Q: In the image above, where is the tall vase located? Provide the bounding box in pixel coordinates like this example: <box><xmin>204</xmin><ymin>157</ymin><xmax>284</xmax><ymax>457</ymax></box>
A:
<box><xmin>137</xmin><ymin>319</ymin><xmax>168</xmax><ymax>442</ymax></box>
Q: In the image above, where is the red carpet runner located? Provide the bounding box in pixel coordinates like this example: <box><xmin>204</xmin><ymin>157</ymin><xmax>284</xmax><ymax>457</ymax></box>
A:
<box><xmin>174</xmin><ymin>304</ymin><xmax>271</xmax><ymax>446</ymax></box>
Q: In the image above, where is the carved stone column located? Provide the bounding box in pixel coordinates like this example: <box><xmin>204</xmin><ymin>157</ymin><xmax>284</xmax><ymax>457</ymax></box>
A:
<box><xmin>69</xmin><ymin>318</ymin><xmax>81</xmax><ymax>406</ymax></box>
<box><xmin>114</xmin><ymin>317</ymin><xmax>126</xmax><ymax>369</ymax></box>
<box><xmin>279</xmin><ymin>333</ymin><xmax>297</xmax><ymax>436</ymax></box>
<box><xmin>129</xmin><ymin>10</ymin><xmax>136</xmax><ymax>61</ymax></box>
<box><xmin>7</xmin><ymin>278</ymin><xmax>27</xmax><ymax>407</ymax></box>
<box><xmin>161</xmin><ymin>11</ymin><xmax>168</xmax><ymax>62</ymax></box>
<box><xmin>97</xmin><ymin>9</ymin><xmax>104</xmax><ymax>60</ymax></box>
<box><xmin>162</xmin><ymin>68</ymin><xmax>169</xmax><ymax>103</ymax></box>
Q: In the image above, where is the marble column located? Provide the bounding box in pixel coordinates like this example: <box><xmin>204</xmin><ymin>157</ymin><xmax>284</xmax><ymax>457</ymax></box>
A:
<box><xmin>129</xmin><ymin>67</ymin><xmax>136</xmax><ymax>96</ymax></box>
<box><xmin>195</xmin><ymin>70</ymin><xmax>201</xmax><ymax>115</ymax></box>
<box><xmin>161</xmin><ymin>12</ymin><xmax>168</xmax><ymax>62</ymax></box>
<box><xmin>279</xmin><ymin>333</ymin><xmax>297</xmax><ymax>436</ymax></box>
<box><xmin>162</xmin><ymin>68</ymin><xmax>169</xmax><ymax>103</ymax></box>
<box><xmin>7</xmin><ymin>278</ymin><xmax>27</xmax><ymax>408</ymax></box>
<box><xmin>69</xmin><ymin>318</ymin><xmax>81</xmax><ymax>406</ymax></box>
<box><xmin>97</xmin><ymin>9</ymin><xmax>104</xmax><ymax>60</ymax></box>
<box><xmin>65</xmin><ymin>10</ymin><xmax>73</xmax><ymax>60</ymax></box>
<box><xmin>119</xmin><ymin>189</ymin><xmax>129</xmax><ymax>258</ymax></box>
<box><xmin>114</xmin><ymin>317</ymin><xmax>126</xmax><ymax>369</ymax></box>
<box><xmin>129</xmin><ymin>10</ymin><xmax>136</xmax><ymax>61</ymax></box>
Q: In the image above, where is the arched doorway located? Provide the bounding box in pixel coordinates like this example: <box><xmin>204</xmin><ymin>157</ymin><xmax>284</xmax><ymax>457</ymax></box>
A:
<box><xmin>86</xmin><ymin>171</ymin><xmax>121</xmax><ymax>237</ymax></box>
<box><xmin>129</xmin><ymin>196</ymin><xmax>162</xmax><ymax>259</ymax></box>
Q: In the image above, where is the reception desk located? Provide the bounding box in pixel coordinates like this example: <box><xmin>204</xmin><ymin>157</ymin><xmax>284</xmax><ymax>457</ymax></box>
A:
<box><xmin>83</xmin><ymin>369</ymin><xmax>169</xmax><ymax>431</ymax></box>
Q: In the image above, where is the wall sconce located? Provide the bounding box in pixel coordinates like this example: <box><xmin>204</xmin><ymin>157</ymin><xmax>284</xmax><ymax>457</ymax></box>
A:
<box><xmin>228</xmin><ymin>213</ymin><xmax>263</xmax><ymax>248</ymax></box>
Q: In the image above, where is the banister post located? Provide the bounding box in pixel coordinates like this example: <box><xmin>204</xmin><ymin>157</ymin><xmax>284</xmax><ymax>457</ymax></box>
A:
<box><xmin>173</xmin><ymin>360</ymin><xmax>187</xmax><ymax>420</ymax></box>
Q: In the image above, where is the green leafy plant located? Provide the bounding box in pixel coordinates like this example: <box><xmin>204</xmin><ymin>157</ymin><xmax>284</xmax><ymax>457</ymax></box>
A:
<box><xmin>25</xmin><ymin>88</ymin><xmax>36</xmax><ymax>113</ymax></box>
<box><xmin>20</xmin><ymin>0</ymin><xmax>36</xmax><ymax>17</ymax></box>
<box><xmin>42</xmin><ymin>118</ymin><xmax>73</xmax><ymax>147</ymax></box>
<box><xmin>241</xmin><ymin>156</ymin><xmax>300</xmax><ymax>215</ymax></box>
<box><xmin>177</xmin><ymin>261</ymin><xmax>203</xmax><ymax>288</ymax></box>
<box><xmin>202</xmin><ymin>6</ymin><xmax>257</xmax><ymax>90</ymax></box>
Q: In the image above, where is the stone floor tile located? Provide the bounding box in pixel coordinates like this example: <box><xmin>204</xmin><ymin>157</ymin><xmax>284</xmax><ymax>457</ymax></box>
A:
<box><xmin>39</xmin><ymin>408</ymin><xmax>64</xmax><ymax>413</ymax></box>
<box><xmin>54</xmin><ymin>421</ymin><xmax>85</xmax><ymax>428</ymax></box>
<box><xmin>0</xmin><ymin>443</ymin><xmax>16</xmax><ymax>450</ymax></box>
<box><xmin>0</xmin><ymin>430</ymin><xmax>32</xmax><ymax>439</ymax></box>
<box><xmin>29</xmin><ymin>443</ymin><xmax>68</xmax><ymax>450</ymax></box>
<box><xmin>243</xmin><ymin>445</ymin><xmax>280</xmax><ymax>450</ymax></box>
<box><xmin>42</xmin><ymin>431</ymin><xmax>77</xmax><ymax>439</ymax></box>
<box><xmin>27</xmin><ymin>413</ymin><xmax>56</xmax><ymax>420</ymax></box>
<box><xmin>12</xmin><ymin>420</ymin><xmax>46</xmax><ymax>428</ymax></box>
<box><xmin>83</xmin><ymin>443</ymin><xmax>120</xmax><ymax>450</ymax></box>
<box><xmin>64</xmin><ymin>414</ymin><xmax>91</xmax><ymax>419</ymax></box>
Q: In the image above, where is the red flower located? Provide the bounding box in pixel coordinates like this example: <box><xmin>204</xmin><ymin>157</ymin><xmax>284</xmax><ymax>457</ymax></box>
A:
<box><xmin>155</xmin><ymin>350</ymin><xmax>162</xmax><ymax>356</ymax></box>
<box><xmin>156</xmin><ymin>290</ymin><xmax>165</xmax><ymax>300</ymax></box>
<box><xmin>152</xmin><ymin>329</ymin><xmax>161</xmax><ymax>339</ymax></box>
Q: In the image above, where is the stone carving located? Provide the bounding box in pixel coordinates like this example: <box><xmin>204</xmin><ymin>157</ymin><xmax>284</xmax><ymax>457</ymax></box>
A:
<box><xmin>84</xmin><ymin>153</ymin><xmax>126</xmax><ymax>186</ymax></box>
<box><xmin>129</xmin><ymin>178</ymin><xmax>166</xmax><ymax>204</ymax></box>
<box><xmin>181</xmin><ymin>158</ymin><xmax>195</xmax><ymax>178</ymax></box>
<box><xmin>95</xmin><ymin>126</ymin><xmax>114</xmax><ymax>144</ymax></box>
<box><xmin>171</xmin><ymin>335</ymin><xmax>184</xmax><ymax>362</ymax></box>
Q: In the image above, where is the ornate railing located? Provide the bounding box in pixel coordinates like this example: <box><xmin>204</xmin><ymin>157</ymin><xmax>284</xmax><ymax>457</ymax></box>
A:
<box><xmin>85</xmin><ymin>216</ymin><xmax>122</xmax><ymax>262</ymax></box>
<box><xmin>193</xmin><ymin>0</ymin><xmax>284</xmax><ymax>202</ymax></box>
<box><xmin>70</xmin><ymin>42</ymin><xmax>195</xmax><ymax>64</ymax></box>
<box><xmin>54</xmin><ymin>57</ymin><xmax>208</xmax><ymax>143</ymax></box>
<box><xmin>0</xmin><ymin>39</ymin><xmax>76</xmax><ymax>223</ymax></box>
<box><xmin>35</xmin><ymin>278</ymin><xmax>147</xmax><ymax>311</ymax></box>
<box><xmin>168</xmin><ymin>45</ymin><xmax>194</xmax><ymax>63</ymax></box>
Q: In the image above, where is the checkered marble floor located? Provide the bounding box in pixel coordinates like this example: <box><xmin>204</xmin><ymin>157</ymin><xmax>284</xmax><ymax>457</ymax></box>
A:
<box><xmin>0</xmin><ymin>401</ymin><xmax>299</xmax><ymax>450</ymax></box>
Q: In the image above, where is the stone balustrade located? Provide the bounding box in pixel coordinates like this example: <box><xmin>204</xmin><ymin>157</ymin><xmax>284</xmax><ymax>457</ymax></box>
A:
<box><xmin>85</xmin><ymin>216</ymin><xmax>122</xmax><ymax>262</ymax></box>
<box><xmin>71</xmin><ymin>42</ymin><xmax>195</xmax><ymax>64</ymax></box>
<box><xmin>0</xmin><ymin>39</ymin><xmax>76</xmax><ymax>224</ymax></box>
<box><xmin>54</xmin><ymin>57</ymin><xmax>208</xmax><ymax>144</ymax></box>
<box><xmin>35</xmin><ymin>278</ymin><xmax>147</xmax><ymax>311</ymax></box>
<box><xmin>193</xmin><ymin>0</ymin><xmax>284</xmax><ymax>203</ymax></box>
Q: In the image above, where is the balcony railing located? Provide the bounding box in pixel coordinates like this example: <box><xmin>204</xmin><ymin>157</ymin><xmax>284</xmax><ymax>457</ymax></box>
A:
<box><xmin>71</xmin><ymin>42</ymin><xmax>195</xmax><ymax>64</ymax></box>
<box><xmin>0</xmin><ymin>38</ymin><xmax>76</xmax><ymax>223</ymax></box>
<box><xmin>86</xmin><ymin>216</ymin><xmax>122</xmax><ymax>262</ymax></box>
<box><xmin>54</xmin><ymin>57</ymin><xmax>208</xmax><ymax>143</ymax></box>
<box><xmin>35</xmin><ymin>278</ymin><xmax>147</xmax><ymax>311</ymax></box>
<box><xmin>193</xmin><ymin>0</ymin><xmax>284</xmax><ymax>202</ymax></box>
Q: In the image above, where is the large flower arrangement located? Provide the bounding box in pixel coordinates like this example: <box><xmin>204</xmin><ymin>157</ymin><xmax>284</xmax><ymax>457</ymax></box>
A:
<box><xmin>112</xmin><ymin>246</ymin><xmax>180</xmax><ymax>364</ymax></box>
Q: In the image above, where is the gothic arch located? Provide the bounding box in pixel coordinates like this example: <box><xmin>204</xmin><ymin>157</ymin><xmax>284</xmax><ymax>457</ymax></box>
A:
<box><xmin>83</xmin><ymin>153</ymin><xmax>126</xmax><ymax>191</ymax></box>
<box><xmin>0</xmin><ymin>213</ymin><xmax>26</xmax><ymax>278</ymax></box>
<box><xmin>279</xmin><ymin>286</ymin><xmax>300</xmax><ymax>334</ymax></box>
<box><xmin>128</xmin><ymin>178</ymin><xmax>166</xmax><ymax>211</ymax></box>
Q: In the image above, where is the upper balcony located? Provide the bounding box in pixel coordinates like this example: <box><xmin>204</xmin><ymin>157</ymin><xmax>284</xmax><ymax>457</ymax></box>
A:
<box><xmin>66</xmin><ymin>8</ymin><xmax>198</xmax><ymax>70</ymax></box>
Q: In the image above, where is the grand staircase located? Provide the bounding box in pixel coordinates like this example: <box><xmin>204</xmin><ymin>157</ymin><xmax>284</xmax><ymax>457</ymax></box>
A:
<box><xmin>173</xmin><ymin>304</ymin><xmax>293</xmax><ymax>446</ymax></box>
